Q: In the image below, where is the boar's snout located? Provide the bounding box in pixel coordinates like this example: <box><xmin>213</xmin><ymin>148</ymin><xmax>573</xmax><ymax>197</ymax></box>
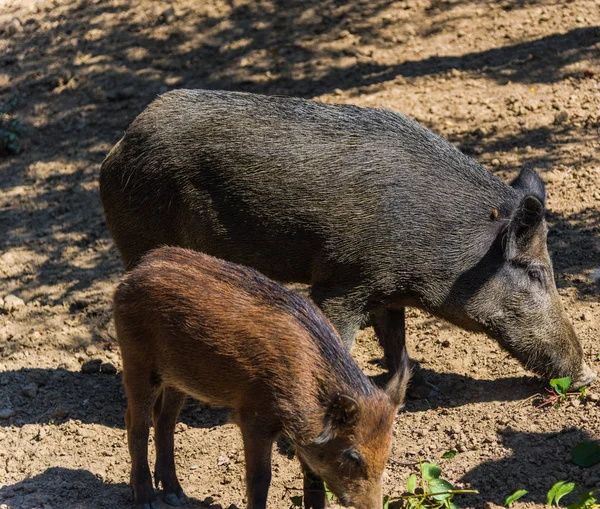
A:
<box><xmin>571</xmin><ymin>362</ymin><xmax>597</xmax><ymax>390</ymax></box>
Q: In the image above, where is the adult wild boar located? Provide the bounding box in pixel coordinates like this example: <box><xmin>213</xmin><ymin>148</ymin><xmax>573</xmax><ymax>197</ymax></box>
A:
<box><xmin>100</xmin><ymin>89</ymin><xmax>595</xmax><ymax>390</ymax></box>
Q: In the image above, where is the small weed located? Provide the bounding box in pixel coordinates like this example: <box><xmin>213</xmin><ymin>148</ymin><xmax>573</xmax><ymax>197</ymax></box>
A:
<box><xmin>547</xmin><ymin>481</ymin><xmax>576</xmax><ymax>506</ymax></box>
<box><xmin>567</xmin><ymin>490</ymin><xmax>600</xmax><ymax>509</ymax></box>
<box><xmin>0</xmin><ymin>98</ymin><xmax>25</xmax><ymax>155</ymax></box>
<box><xmin>533</xmin><ymin>377</ymin><xmax>588</xmax><ymax>409</ymax></box>
<box><xmin>505</xmin><ymin>489</ymin><xmax>528</xmax><ymax>506</ymax></box>
<box><xmin>572</xmin><ymin>441</ymin><xmax>600</xmax><ymax>468</ymax></box>
<box><xmin>383</xmin><ymin>458</ymin><xmax>478</xmax><ymax>508</ymax></box>
<box><xmin>441</xmin><ymin>450</ymin><xmax>457</xmax><ymax>460</ymax></box>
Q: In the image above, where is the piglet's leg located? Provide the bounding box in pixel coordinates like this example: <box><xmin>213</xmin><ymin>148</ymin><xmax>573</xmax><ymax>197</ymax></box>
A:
<box><xmin>240</xmin><ymin>420</ymin><xmax>275</xmax><ymax>509</ymax></box>
<box><xmin>124</xmin><ymin>376</ymin><xmax>159</xmax><ymax>509</ymax></box>
<box><xmin>153</xmin><ymin>387</ymin><xmax>188</xmax><ymax>506</ymax></box>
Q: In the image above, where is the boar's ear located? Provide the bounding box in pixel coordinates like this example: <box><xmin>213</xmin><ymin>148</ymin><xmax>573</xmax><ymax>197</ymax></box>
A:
<box><xmin>510</xmin><ymin>166</ymin><xmax>546</xmax><ymax>205</ymax></box>
<box><xmin>504</xmin><ymin>194</ymin><xmax>545</xmax><ymax>259</ymax></box>
<box><xmin>385</xmin><ymin>351</ymin><xmax>412</xmax><ymax>408</ymax></box>
<box><xmin>314</xmin><ymin>394</ymin><xmax>360</xmax><ymax>444</ymax></box>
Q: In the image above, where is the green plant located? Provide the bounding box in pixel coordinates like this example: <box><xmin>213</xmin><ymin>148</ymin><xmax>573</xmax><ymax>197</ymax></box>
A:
<box><xmin>536</xmin><ymin>377</ymin><xmax>588</xmax><ymax>409</ymax></box>
<box><xmin>0</xmin><ymin>98</ymin><xmax>25</xmax><ymax>155</ymax></box>
<box><xmin>383</xmin><ymin>459</ymin><xmax>478</xmax><ymax>508</ymax></box>
<box><xmin>505</xmin><ymin>489</ymin><xmax>528</xmax><ymax>506</ymax></box>
<box><xmin>572</xmin><ymin>441</ymin><xmax>600</xmax><ymax>468</ymax></box>
<box><xmin>567</xmin><ymin>490</ymin><xmax>600</xmax><ymax>509</ymax></box>
<box><xmin>547</xmin><ymin>481</ymin><xmax>576</xmax><ymax>506</ymax></box>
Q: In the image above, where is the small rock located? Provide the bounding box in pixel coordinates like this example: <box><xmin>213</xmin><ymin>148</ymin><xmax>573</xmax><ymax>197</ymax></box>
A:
<box><xmin>3</xmin><ymin>294</ymin><xmax>25</xmax><ymax>311</ymax></box>
<box><xmin>554</xmin><ymin>111</ymin><xmax>569</xmax><ymax>124</ymax></box>
<box><xmin>6</xmin><ymin>18</ymin><xmax>23</xmax><ymax>36</ymax></box>
<box><xmin>218</xmin><ymin>455</ymin><xmax>230</xmax><ymax>466</ymax></box>
<box><xmin>450</xmin><ymin>68</ymin><xmax>461</xmax><ymax>77</ymax></box>
<box><xmin>441</xmin><ymin>339</ymin><xmax>451</xmax><ymax>347</ymax></box>
<box><xmin>81</xmin><ymin>359</ymin><xmax>102</xmax><ymax>374</ymax></box>
<box><xmin>21</xmin><ymin>382</ymin><xmax>38</xmax><ymax>398</ymax></box>
<box><xmin>580</xmin><ymin>312</ymin><xmax>591</xmax><ymax>321</ymax></box>
<box><xmin>189</xmin><ymin>464</ymin><xmax>199</xmax><ymax>470</ymax></box>
<box><xmin>0</xmin><ymin>408</ymin><xmax>15</xmax><ymax>419</ymax></box>
<box><xmin>85</xmin><ymin>344</ymin><xmax>99</xmax><ymax>356</ymax></box>
<box><xmin>490</xmin><ymin>158</ymin><xmax>500</xmax><ymax>167</ymax></box>
<box><xmin>161</xmin><ymin>7</ymin><xmax>176</xmax><ymax>23</ymax></box>
<box><xmin>100</xmin><ymin>362</ymin><xmax>117</xmax><ymax>375</ymax></box>
<box><xmin>588</xmin><ymin>393</ymin><xmax>599</xmax><ymax>402</ymax></box>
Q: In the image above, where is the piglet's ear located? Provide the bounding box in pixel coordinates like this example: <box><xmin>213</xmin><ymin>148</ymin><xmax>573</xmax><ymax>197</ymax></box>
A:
<box><xmin>385</xmin><ymin>350</ymin><xmax>412</xmax><ymax>408</ymax></box>
<box><xmin>504</xmin><ymin>194</ymin><xmax>545</xmax><ymax>259</ymax></box>
<box><xmin>510</xmin><ymin>166</ymin><xmax>546</xmax><ymax>205</ymax></box>
<box><xmin>314</xmin><ymin>394</ymin><xmax>360</xmax><ymax>444</ymax></box>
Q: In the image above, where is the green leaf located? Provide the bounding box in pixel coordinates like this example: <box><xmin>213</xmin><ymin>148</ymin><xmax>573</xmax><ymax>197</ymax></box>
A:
<box><xmin>324</xmin><ymin>484</ymin><xmax>334</xmax><ymax>501</ymax></box>
<box><xmin>383</xmin><ymin>494</ymin><xmax>390</xmax><ymax>509</ymax></box>
<box><xmin>442</xmin><ymin>450</ymin><xmax>457</xmax><ymax>460</ymax></box>
<box><xmin>550</xmin><ymin>377</ymin><xmax>572</xmax><ymax>395</ymax></box>
<box><xmin>407</xmin><ymin>473</ymin><xmax>418</xmax><ymax>493</ymax></box>
<box><xmin>547</xmin><ymin>481</ymin><xmax>576</xmax><ymax>506</ymax></box>
<box><xmin>447</xmin><ymin>503</ymin><xmax>459</xmax><ymax>509</ymax></box>
<box><xmin>572</xmin><ymin>441</ymin><xmax>600</xmax><ymax>468</ymax></box>
<box><xmin>290</xmin><ymin>495</ymin><xmax>303</xmax><ymax>507</ymax></box>
<box><xmin>422</xmin><ymin>462</ymin><xmax>442</xmax><ymax>481</ymax></box>
<box><xmin>429</xmin><ymin>478</ymin><xmax>454</xmax><ymax>502</ymax></box>
<box><xmin>506</xmin><ymin>489</ymin><xmax>528</xmax><ymax>507</ymax></box>
<box><xmin>567</xmin><ymin>491</ymin><xmax>597</xmax><ymax>509</ymax></box>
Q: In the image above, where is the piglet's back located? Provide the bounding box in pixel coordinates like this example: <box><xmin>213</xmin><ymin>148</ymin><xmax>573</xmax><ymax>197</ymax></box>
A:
<box><xmin>113</xmin><ymin>247</ymin><xmax>375</xmax><ymax>409</ymax></box>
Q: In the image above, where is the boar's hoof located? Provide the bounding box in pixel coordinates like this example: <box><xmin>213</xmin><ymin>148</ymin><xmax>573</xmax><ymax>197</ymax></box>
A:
<box><xmin>164</xmin><ymin>490</ymin><xmax>189</xmax><ymax>506</ymax></box>
<box><xmin>137</xmin><ymin>503</ymin><xmax>159</xmax><ymax>509</ymax></box>
<box><xmin>407</xmin><ymin>375</ymin><xmax>439</xmax><ymax>400</ymax></box>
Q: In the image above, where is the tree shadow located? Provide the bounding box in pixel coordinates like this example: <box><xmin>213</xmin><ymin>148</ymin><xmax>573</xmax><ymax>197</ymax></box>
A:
<box><xmin>0</xmin><ymin>467</ymin><xmax>233</xmax><ymax>508</ymax></box>
<box><xmin>460</xmin><ymin>428</ymin><xmax>600</xmax><ymax>506</ymax></box>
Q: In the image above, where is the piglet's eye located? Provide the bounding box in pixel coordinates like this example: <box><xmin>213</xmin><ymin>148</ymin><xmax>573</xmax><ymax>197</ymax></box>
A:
<box><xmin>343</xmin><ymin>449</ymin><xmax>365</xmax><ymax>469</ymax></box>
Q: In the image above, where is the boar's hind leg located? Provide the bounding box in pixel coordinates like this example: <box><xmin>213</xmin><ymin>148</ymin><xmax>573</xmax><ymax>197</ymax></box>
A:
<box><xmin>370</xmin><ymin>308</ymin><xmax>438</xmax><ymax>400</ymax></box>
<box><xmin>301</xmin><ymin>464</ymin><xmax>326</xmax><ymax>509</ymax></box>
<box><xmin>153</xmin><ymin>387</ymin><xmax>188</xmax><ymax>506</ymax></box>
<box><xmin>124</xmin><ymin>375</ymin><xmax>160</xmax><ymax>509</ymax></box>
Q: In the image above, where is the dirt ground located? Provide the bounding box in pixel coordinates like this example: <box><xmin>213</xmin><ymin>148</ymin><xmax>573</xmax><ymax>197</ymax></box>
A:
<box><xmin>0</xmin><ymin>0</ymin><xmax>599</xmax><ymax>507</ymax></box>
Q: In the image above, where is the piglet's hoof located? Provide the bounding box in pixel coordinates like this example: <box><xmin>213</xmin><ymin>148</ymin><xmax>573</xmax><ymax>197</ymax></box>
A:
<box><xmin>164</xmin><ymin>490</ymin><xmax>189</xmax><ymax>506</ymax></box>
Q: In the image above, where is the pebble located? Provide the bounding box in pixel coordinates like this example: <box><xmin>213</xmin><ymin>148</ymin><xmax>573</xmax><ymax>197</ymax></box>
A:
<box><xmin>21</xmin><ymin>382</ymin><xmax>38</xmax><ymax>398</ymax></box>
<box><xmin>554</xmin><ymin>111</ymin><xmax>569</xmax><ymax>124</ymax></box>
<box><xmin>491</xmin><ymin>158</ymin><xmax>500</xmax><ymax>167</ymax></box>
<box><xmin>100</xmin><ymin>362</ymin><xmax>117</xmax><ymax>375</ymax></box>
<box><xmin>3</xmin><ymin>294</ymin><xmax>25</xmax><ymax>311</ymax></box>
<box><xmin>81</xmin><ymin>359</ymin><xmax>102</xmax><ymax>374</ymax></box>
<box><xmin>218</xmin><ymin>455</ymin><xmax>230</xmax><ymax>466</ymax></box>
<box><xmin>0</xmin><ymin>408</ymin><xmax>15</xmax><ymax>419</ymax></box>
<box><xmin>6</xmin><ymin>18</ymin><xmax>23</xmax><ymax>36</ymax></box>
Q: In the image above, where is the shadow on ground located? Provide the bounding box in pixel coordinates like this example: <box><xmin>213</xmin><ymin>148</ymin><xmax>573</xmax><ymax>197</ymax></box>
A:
<box><xmin>460</xmin><ymin>428</ymin><xmax>600</xmax><ymax>507</ymax></box>
<box><xmin>0</xmin><ymin>467</ymin><xmax>236</xmax><ymax>509</ymax></box>
<box><xmin>0</xmin><ymin>367</ymin><xmax>546</xmax><ymax>429</ymax></box>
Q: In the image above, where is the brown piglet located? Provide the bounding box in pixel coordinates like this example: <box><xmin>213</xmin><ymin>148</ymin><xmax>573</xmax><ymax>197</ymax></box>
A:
<box><xmin>114</xmin><ymin>247</ymin><xmax>410</xmax><ymax>509</ymax></box>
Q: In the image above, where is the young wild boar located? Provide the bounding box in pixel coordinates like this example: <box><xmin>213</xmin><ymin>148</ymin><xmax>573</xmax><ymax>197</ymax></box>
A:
<box><xmin>100</xmin><ymin>89</ymin><xmax>596</xmax><ymax>391</ymax></box>
<box><xmin>114</xmin><ymin>247</ymin><xmax>410</xmax><ymax>509</ymax></box>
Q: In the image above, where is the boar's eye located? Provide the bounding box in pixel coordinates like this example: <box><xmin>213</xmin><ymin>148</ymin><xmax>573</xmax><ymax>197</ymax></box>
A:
<box><xmin>528</xmin><ymin>267</ymin><xmax>544</xmax><ymax>284</ymax></box>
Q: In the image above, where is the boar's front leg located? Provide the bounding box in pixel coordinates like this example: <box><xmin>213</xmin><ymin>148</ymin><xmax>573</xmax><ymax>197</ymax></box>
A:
<box><xmin>370</xmin><ymin>308</ymin><xmax>437</xmax><ymax>399</ymax></box>
<box><xmin>301</xmin><ymin>464</ymin><xmax>326</xmax><ymax>509</ymax></box>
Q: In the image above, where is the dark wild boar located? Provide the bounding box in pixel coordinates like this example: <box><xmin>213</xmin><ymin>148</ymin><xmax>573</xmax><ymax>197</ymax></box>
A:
<box><xmin>114</xmin><ymin>247</ymin><xmax>410</xmax><ymax>509</ymax></box>
<box><xmin>101</xmin><ymin>89</ymin><xmax>596</xmax><ymax>390</ymax></box>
